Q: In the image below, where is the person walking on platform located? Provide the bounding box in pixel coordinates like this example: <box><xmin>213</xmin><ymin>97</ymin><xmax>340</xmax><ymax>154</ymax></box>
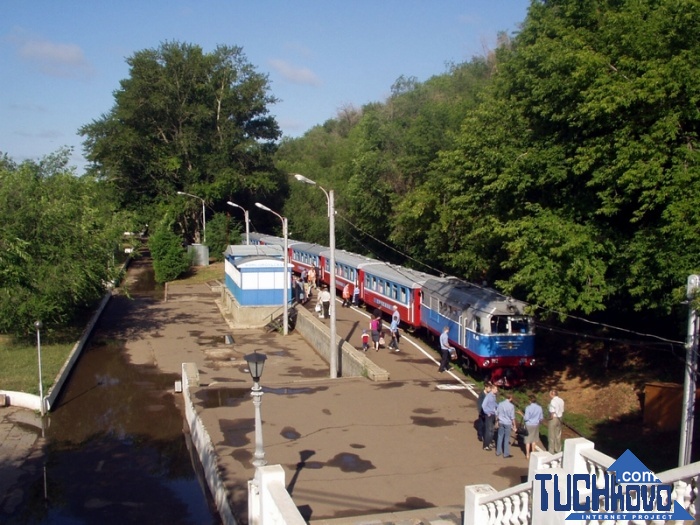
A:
<box><xmin>342</xmin><ymin>283</ymin><xmax>352</xmax><ymax>307</ymax></box>
<box><xmin>369</xmin><ymin>315</ymin><xmax>381</xmax><ymax>351</ymax></box>
<box><xmin>389</xmin><ymin>314</ymin><xmax>400</xmax><ymax>352</ymax></box>
<box><xmin>319</xmin><ymin>286</ymin><xmax>331</xmax><ymax>319</ymax></box>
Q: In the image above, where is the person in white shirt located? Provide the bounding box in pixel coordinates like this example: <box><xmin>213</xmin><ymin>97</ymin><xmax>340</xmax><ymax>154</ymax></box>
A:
<box><xmin>548</xmin><ymin>389</ymin><xmax>565</xmax><ymax>453</ymax></box>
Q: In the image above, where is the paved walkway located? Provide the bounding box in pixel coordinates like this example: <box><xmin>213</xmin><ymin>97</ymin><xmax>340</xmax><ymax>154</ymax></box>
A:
<box><xmin>0</xmin><ymin>269</ymin><xmax>531</xmax><ymax>523</ymax></box>
<box><xmin>0</xmin><ymin>407</ymin><xmax>45</xmax><ymax>516</ymax></box>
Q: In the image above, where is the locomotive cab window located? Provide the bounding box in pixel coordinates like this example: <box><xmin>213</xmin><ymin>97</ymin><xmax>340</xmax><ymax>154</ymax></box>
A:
<box><xmin>510</xmin><ymin>317</ymin><xmax>530</xmax><ymax>334</ymax></box>
<box><xmin>490</xmin><ymin>315</ymin><xmax>509</xmax><ymax>334</ymax></box>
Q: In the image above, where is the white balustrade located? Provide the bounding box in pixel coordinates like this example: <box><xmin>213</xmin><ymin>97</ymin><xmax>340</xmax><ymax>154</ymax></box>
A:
<box><xmin>465</xmin><ymin>438</ymin><xmax>700</xmax><ymax>525</ymax></box>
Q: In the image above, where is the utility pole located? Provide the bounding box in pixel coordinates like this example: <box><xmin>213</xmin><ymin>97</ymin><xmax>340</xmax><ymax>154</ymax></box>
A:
<box><xmin>679</xmin><ymin>274</ymin><xmax>699</xmax><ymax>466</ymax></box>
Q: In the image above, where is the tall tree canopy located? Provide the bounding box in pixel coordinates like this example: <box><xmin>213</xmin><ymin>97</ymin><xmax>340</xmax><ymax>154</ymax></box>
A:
<box><xmin>0</xmin><ymin>150</ymin><xmax>127</xmax><ymax>335</ymax></box>
<box><xmin>80</xmin><ymin>41</ymin><xmax>284</xmax><ymax>240</ymax></box>
<box><xmin>432</xmin><ymin>0</ymin><xmax>700</xmax><ymax>315</ymax></box>
<box><xmin>277</xmin><ymin>0</ymin><xmax>700</xmax><ymax>321</ymax></box>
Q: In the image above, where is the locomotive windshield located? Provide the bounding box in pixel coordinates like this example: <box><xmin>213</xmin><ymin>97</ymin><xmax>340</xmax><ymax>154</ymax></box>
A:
<box><xmin>490</xmin><ymin>315</ymin><xmax>531</xmax><ymax>334</ymax></box>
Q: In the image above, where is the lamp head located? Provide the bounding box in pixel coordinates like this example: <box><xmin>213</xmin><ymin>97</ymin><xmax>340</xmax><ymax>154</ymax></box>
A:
<box><xmin>244</xmin><ymin>351</ymin><xmax>267</xmax><ymax>382</ymax></box>
<box><xmin>227</xmin><ymin>201</ymin><xmax>241</xmax><ymax>210</ymax></box>
<box><xmin>34</xmin><ymin>320</ymin><xmax>42</xmax><ymax>330</ymax></box>
<box><xmin>293</xmin><ymin>173</ymin><xmax>316</xmax><ymax>185</ymax></box>
<box><xmin>177</xmin><ymin>191</ymin><xmax>185</xmax><ymax>195</ymax></box>
<box><xmin>255</xmin><ymin>202</ymin><xmax>271</xmax><ymax>212</ymax></box>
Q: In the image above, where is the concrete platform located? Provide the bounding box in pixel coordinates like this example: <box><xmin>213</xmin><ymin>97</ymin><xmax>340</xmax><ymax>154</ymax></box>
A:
<box><xmin>0</xmin><ymin>280</ymin><xmax>530</xmax><ymax>524</ymax></box>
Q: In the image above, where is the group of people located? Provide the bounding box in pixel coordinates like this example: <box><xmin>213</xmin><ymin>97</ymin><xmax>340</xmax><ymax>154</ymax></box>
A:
<box><xmin>362</xmin><ymin>306</ymin><xmax>401</xmax><ymax>353</ymax></box>
<box><xmin>293</xmin><ymin>266</ymin><xmax>319</xmax><ymax>305</ymax></box>
<box><xmin>476</xmin><ymin>384</ymin><xmax>565</xmax><ymax>459</ymax></box>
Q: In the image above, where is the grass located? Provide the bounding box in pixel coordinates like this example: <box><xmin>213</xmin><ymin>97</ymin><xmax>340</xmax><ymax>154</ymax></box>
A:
<box><xmin>169</xmin><ymin>261</ymin><xmax>224</xmax><ymax>286</ymax></box>
<box><xmin>0</xmin><ymin>338</ymin><xmax>75</xmax><ymax>395</ymax></box>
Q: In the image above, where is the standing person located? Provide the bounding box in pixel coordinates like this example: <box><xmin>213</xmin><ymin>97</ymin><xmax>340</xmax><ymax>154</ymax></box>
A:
<box><xmin>307</xmin><ymin>266</ymin><xmax>317</xmax><ymax>290</ymax></box>
<box><xmin>476</xmin><ymin>383</ymin><xmax>492</xmax><ymax>442</ymax></box>
<box><xmin>548</xmin><ymin>389</ymin><xmax>565</xmax><ymax>454</ymax></box>
<box><xmin>319</xmin><ymin>286</ymin><xmax>331</xmax><ymax>319</ymax></box>
<box><xmin>369</xmin><ymin>315</ymin><xmax>381</xmax><ymax>351</ymax></box>
<box><xmin>303</xmin><ymin>278</ymin><xmax>312</xmax><ymax>304</ymax></box>
<box><xmin>342</xmin><ymin>283</ymin><xmax>352</xmax><ymax>307</ymax></box>
<box><xmin>496</xmin><ymin>392</ymin><xmax>516</xmax><ymax>458</ymax></box>
<box><xmin>300</xmin><ymin>268</ymin><xmax>308</xmax><ymax>284</ymax></box>
<box><xmin>391</xmin><ymin>305</ymin><xmax>400</xmax><ymax>325</ymax></box>
<box><xmin>388</xmin><ymin>313</ymin><xmax>400</xmax><ymax>352</ymax></box>
<box><xmin>438</xmin><ymin>326</ymin><xmax>454</xmax><ymax>373</ymax></box>
<box><xmin>352</xmin><ymin>281</ymin><xmax>360</xmax><ymax>306</ymax></box>
<box><xmin>373</xmin><ymin>308</ymin><xmax>383</xmax><ymax>335</ymax></box>
<box><xmin>523</xmin><ymin>395</ymin><xmax>544</xmax><ymax>459</ymax></box>
<box><xmin>294</xmin><ymin>276</ymin><xmax>305</xmax><ymax>304</ymax></box>
<box><xmin>482</xmin><ymin>385</ymin><xmax>498</xmax><ymax>451</ymax></box>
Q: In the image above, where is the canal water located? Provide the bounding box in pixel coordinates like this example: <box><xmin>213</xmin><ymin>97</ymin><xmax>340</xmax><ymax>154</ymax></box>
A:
<box><xmin>11</xmin><ymin>260</ymin><xmax>221</xmax><ymax>525</ymax></box>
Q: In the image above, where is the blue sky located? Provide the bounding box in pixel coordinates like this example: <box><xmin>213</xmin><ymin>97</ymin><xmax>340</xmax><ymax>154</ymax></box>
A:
<box><xmin>1</xmin><ymin>1</ymin><xmax>531</xmax><ymax>174</ymax></box>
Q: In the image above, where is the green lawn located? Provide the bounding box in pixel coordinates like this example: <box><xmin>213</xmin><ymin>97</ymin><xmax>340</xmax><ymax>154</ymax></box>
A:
<box><xmin>0</xmin><ymin>337</ymin><xmax>75</xmax><ymax>394</ymax></box>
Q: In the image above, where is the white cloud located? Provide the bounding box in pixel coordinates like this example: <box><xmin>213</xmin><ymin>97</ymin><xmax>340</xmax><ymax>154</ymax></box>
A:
<box><xmin>268</xmin><ymin>58</ymin><xmax>321</xmax><ymax>86</ymax></box>
<box><xmin>8</xmin><ymin>29</ymin><xmax>94</xmax><ymax>79</ymax></box>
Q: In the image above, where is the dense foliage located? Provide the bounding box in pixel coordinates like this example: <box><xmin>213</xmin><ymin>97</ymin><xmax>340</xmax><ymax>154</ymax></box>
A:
<box><xmin>278</xmin><ymin>0</ymin><xmax>700</xmax><ymax>321</ymax></box>
<box><xmin>0</xmin><ymin>150</ymin><xmax>127</xmax><ymax>335</ymax></box>
<box><xmin>80</xmin><ymin>41</ymin><xmax>286</xmax><ymax>243</ymax></box>
<box><xmin>149</xmin><ymin>226</ymin><xmax>190</xmax><ymax>283</ymax></box>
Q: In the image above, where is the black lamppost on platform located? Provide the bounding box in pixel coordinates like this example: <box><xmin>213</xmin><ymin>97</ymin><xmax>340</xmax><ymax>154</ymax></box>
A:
<box><xmin>244</xmin><ymin>351</ymin><xmax>268</xmax><ymax>467</ymax></box>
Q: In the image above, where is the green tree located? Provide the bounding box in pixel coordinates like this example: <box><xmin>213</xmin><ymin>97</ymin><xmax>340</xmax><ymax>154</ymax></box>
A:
<box><xmin>433</xmin><ymin>0</ymin><xmax>700</xmax><ymax>315</ymax></box>
<box><xmin>149</xmin><ymin>226</ymin><xmax>190</xmax><ymax>283</ymax></box>
<box><xmin>0</xmin><ymin>149</ymin><xmax>127</xmax><ymax>335</ymax></box>
<box><xmin>80</xmin><ymin>41</ymin><xmax>284</xmax><ymax>243</ymax></box>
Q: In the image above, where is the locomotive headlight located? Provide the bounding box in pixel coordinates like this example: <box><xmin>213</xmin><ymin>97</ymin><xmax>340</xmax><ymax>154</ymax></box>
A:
<box><xmin>529</xmin><ymin>359</ymin><xmax>536</xmax><ymax>366</ymax></box>
<box><xmin>483</xmin><ymin>359</ymin><xmax>490</xmax><ymax>367</ymax></box>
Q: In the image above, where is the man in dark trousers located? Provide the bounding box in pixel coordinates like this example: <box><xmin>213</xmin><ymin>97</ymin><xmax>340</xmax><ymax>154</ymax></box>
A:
<box><xmin>481</xmin><ymin>384</ymin><xmax>498</xmax><ymax>451</ymax></box>
<box><xmin>438</xmin><ymin>325</ymin><xmax>453</xmax><ymax>373</ymax></box>
<box><xmin>476</xmin><ymin>383</ymin><xmax>492</xmax><ymax>442</ymax></box>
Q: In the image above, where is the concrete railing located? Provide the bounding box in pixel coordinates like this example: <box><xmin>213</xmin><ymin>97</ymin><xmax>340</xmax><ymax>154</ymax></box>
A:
<box><xmin>248</xmin><ymin>465</ymin><xmax>305</xmax><ymax>525</ymax></box>
<box><xmin>181</xmin><ymin>363</ymin><xmax>237</xmax><ymax>525</ymax></box>
<box><xmin>0</xmin><ymin>290</ymin><xmax>113</xmax><ymax>412</ymax></box>
<box><xmin>464</xmin><ymin>437</ymin><xmax>700</xmax><ymax>525</ymax></box>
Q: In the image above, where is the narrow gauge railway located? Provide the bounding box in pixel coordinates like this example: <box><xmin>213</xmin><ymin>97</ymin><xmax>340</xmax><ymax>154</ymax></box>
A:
<box><xmin>244</xmin><ymin>233</ymin><xmax>535</xmax><ymax>387</ymax></box>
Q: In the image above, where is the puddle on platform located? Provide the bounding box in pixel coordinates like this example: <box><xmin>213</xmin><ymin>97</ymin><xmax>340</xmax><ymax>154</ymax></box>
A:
<box><xmin>6</xmin><ymin>334</ymin><xmax>220</xmax><ymax>524</ymax></box>
<box><xmin>265</xmin><ymin>385</ymin><xmax>328</xmax><ymax>396</ymax></box>
<box><xmin>281</xmin><ymin>427</ymin><xmax>302</xmax><ymax>440</ymax></box>
<box><xmin>327</xmin><ymin>452</ymin><xmax>375</xmax><ymax>473</ymax></box>
<box><xmin>196</xmin><ymin>388</ymin><xmax>248</xmax><ymax>408</ymax></box>
<box><xmin>410</xmin><ymin>416</ymin><xmax>456</xmax><ymax>427</ymax></box>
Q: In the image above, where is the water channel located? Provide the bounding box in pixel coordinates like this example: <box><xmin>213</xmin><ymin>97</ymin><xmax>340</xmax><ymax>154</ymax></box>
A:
<box><xmin>11</xmin><ymin>264</ymin><xmax>221</xmax><ymax>525</ymax></box>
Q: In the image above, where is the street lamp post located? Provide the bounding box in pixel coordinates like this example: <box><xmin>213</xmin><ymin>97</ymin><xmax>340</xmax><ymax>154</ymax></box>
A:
<box><xmin>34</xmin><ymin>321</ymin><xmax>45</xmax><ymax>416</ymax></box>
<box><xmin>226</xmin><ymin>201</ymin><xmax>250</xmax><ymax>245</ymax></box>
<box><xmin>244</xmin><ymin>351</ymin><xmax>268</xmax><ymax>468</ymax></box>
<box><xmin>177</xmin><ymin>191</ymin><xmax>207</xmax><ymax>244</ymax></box>
<box><xmin>293</xmin><ymin>173</ymin><xmax>337</xmax><ymax>379</ymax></box>
<box><xmin>254</xmin><ymin>202</ymin><xmax>289</xmax><ymax>335</ymax></box>
<box><xmin>680</xmin><ymin>274</ymin><xmax>699</xmax><ymax>466</ymax></box>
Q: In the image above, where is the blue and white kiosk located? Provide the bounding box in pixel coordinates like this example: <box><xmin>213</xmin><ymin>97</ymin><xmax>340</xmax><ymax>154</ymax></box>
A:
<box><xmin>221</xmin><ymin>244</ymin><xmax>292</xmax><ymax>327</ymax></box>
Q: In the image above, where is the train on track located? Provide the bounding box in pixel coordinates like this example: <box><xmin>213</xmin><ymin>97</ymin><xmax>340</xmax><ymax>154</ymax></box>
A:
<box><xmin>248</xmin><ymin>232</ymin><xmax>535</xmax><ymax>386</ymax></box>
